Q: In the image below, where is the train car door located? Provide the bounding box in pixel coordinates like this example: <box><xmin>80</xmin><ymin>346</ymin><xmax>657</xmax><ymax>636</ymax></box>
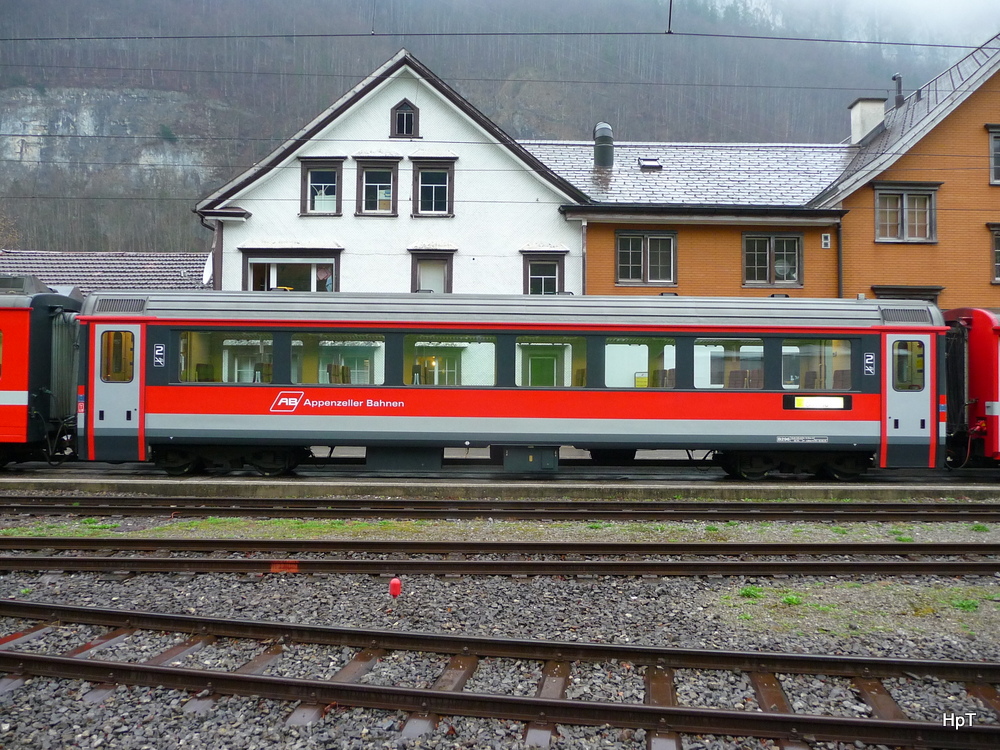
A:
<box><xmin>883</xmin><ymin>333</ymin><xmax>934</xmax><ymax>467</ymax></box>
<box><xmin>89</xmin><ymin>323</ymin><xmax>143</xmax><ymax>461</ymax></box>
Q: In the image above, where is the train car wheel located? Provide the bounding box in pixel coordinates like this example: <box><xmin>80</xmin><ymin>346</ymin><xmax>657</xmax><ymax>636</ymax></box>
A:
<box><xmin>716</xmin><ymin>452</ymin><xmax>775</xmax><ymax>481</ymax></box>
<box><xmin>249</xmin><ymin>449</ymin><xmax>299</xmax><ymax>477</ymax></box>
<box><xmin>816</xmin><ymin>455</ymin><xmax>869</xmax><ymax>481</ymax></box>
<box><xmin>156</xmin><ymin>449</ymin><xmax>203</xmax><ymax>477</ymax></box>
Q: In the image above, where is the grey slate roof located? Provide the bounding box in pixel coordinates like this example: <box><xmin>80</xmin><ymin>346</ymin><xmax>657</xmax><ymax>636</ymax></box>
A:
<box><xmin>815</xmin><ymin>31</ymin><xmax>1000</xmax><ymax>206</ymax></box>
<box><xmin>0</xmin><ymin>250</ymin><xmax>210</xmax><ymax>295</ymax></box>
<box><xmin>520</xmin><ymin>141</ymin><xmax>856</xmax><ymax>207</ymax></box>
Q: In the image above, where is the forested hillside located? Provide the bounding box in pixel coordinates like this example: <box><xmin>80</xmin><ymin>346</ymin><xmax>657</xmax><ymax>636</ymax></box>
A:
<box><xmin>0</xmin><ymin>0</ymin><xmax>985</xmax><ymax>253</ymax></box>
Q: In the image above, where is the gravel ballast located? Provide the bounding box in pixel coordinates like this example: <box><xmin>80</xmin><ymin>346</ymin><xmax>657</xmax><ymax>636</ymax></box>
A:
<box><xmin>1</xmin><ymin>514</ymin><xmax>999</xmax><ymax>748</ymax></box>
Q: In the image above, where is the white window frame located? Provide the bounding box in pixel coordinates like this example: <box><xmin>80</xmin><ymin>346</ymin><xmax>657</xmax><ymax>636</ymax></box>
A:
<box><xmin>615</xmin><ymin>232</ymin><xmax>676</xmax><ymax>284</ymax></box>
<box><xmin>245</xmin><ymin>256</ymin><xmax>340</xmax><ymax>292</ymax></box>
<box><xmin>874</xmin><ymin>183</ymin><xmax>939</xmax><ymax>242</ymax></box>
<box><xmin>990</xmin><ymin>127</ymin><xmax>1000</xmax><ymax>185</ymax></box>
<box><xmin>992</xmin><ymin>225</ymin><xmax>1000</xmax><ymax>283</ymax></box>
<box><xmin>411</xmin><ymin>159</ymin><xmax>456</xmax><ymax>217</ymax></box>
<box><xmin>298</xmin><ymin>158</ymin><xmax>344</xmax><ymax>216</ymax></box>
<box><xmin>743</xmin><ymin>234</ymin><xmax>802</xmax><ymax>287</ymax></box>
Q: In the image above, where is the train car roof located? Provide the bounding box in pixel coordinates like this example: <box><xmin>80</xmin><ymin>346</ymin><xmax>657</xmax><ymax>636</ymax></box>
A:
<box><xmin>79</xmin><ymin>291</ymin><xmax>944</xmax><ymax>329</ymax></box>
<box><xmin>0</xmin><ymin>275</ymin><xmax>84</xmax><ymax>311</ymax></box>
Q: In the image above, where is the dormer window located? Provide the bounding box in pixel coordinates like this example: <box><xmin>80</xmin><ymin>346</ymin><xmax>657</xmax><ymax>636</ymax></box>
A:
<box><xmin>392</xmin><ymin>100</ymin><xmax>419</xmax><ymax>138</ymax></box>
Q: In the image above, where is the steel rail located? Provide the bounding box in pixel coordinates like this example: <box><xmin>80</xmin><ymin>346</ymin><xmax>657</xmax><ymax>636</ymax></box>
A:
<box><xmin>0</xmin><ymin>652</ymin><xmax>995</xmax><ymax>749</ymax></box>
<box><xmin>3</xmin><ymin>600</ymin><xmax>999</xmax><ymax>681</ymax></box>
<box><xmin>2</xmin><ymin>601</ymin><xmax>999</xmax><ymax>748</ymax></box>
<box><xmin>1</xmin><ymin>537</ymin><xmax>999</xmax><ymax>557</ymax></box>
<box><xmin>7</xmin><ymin>496</ymin><xmax>1000</xmax><ymax>511</ymax></box>
<box><xmin>6</xmin><ymin>503</ymin><xmax>1000</xmax><ymax>521</ymax></box>
<box><xmin>1</xmin><ymin>555</ymin><xmax>998</xmax><ymax>575</ymax></box>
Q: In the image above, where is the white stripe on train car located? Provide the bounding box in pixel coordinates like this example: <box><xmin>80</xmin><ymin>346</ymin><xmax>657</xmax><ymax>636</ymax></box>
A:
<box><xmin>0</xmin><ymin>391</ymin><xmax>29</xmax><ymax>406</ymax></box>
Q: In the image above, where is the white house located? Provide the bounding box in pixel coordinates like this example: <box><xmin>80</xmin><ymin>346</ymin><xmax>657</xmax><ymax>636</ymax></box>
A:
<box><xmin>196</xmin><ymin>50</ymin><xmax>589</xmax><ymax>295</ymax></box>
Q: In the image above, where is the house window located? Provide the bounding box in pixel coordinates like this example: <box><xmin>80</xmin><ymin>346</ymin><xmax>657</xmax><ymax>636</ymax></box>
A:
<box><xmin>616</xmin><ymin>233</ymin><xmax>675</xmax><ymax>284</ymax></box>
<box><xmin>391</xmin><ymin>99</ymin><xmax>419</xmax><ymax>138</ymax></box>
<box><xmin>744</xmin><ymin>234</ymin><xmax>802</xmax><ymax>286</ymax></box>
<box><xmin>245</xmin><ymin>255</ymin><xmax>340</xmax><ymax>292</ymax></box>
<box><xmin>521</xmin><ymin>252</ymin><xmax>567</xmax><ymax>294</ymax></box>
<box><xmin>993</xmin><ymin>227</ymin><xmax>1000</xmax><ymax>282</ymax></box>
<box><xmin>410</xmin><ymin>250</ymin><xmax>455</xmax><ymax>293</ymax></box>
<box><xmin>355</xmin><ymin>159</ymin><xmax>400</xmax><ymax>216</ymax></box>
<box><xmin>875</xmin><ymin>184</ymin><xmax>938</xmax><ymax>242</ymax></box>
<box><xmin>411</xmin><ymin>160</ymin><xmax>456</xmax><ymax>216</ymax></box>
<box><xmin>991</xmin><ymin>128</ymin><xmax>1000</xmax><ymax>185</ymax></box>
<box><xmin>299</xmin><ymin>159</ymin><xmax>344</xmax><ymax>215</ymax></box>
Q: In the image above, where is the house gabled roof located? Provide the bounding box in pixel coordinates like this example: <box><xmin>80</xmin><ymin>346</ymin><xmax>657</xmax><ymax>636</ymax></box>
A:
<box><xmin>522</xmin><ymin>140</ymin><xmax>854</xmax><ymax>210</ymax></box>
<box><xmin>814</xmin><ymin>31</ymin><xmax>1000</xmax><ymax>207</ymax></box>
<box><xmin>0</xmin><ymin>250</ymin><xmax>210</xmax><ymax>295</ymax></box>
<box><xmin>196</xmin><ymin>50</ymin><xmax>590</xmax><ymax>214</ymax></box>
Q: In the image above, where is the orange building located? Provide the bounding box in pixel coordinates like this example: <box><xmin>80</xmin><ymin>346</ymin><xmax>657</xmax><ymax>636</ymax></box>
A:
<box><xmin>524</xmin><ymin>32</ymin><xmax>1000</xmax><ymax>308</ymax></box>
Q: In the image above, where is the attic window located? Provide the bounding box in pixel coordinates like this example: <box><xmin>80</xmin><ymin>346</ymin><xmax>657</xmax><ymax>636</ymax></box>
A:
<box><xmin>638</xmin><ymin>157</ymin><xmax>662</xmax><ymax>170</ymax></box>
<box><xmin>391</xmin><ymin>99</ymin><xmax>419</xmax><ymax>138</ymax></box>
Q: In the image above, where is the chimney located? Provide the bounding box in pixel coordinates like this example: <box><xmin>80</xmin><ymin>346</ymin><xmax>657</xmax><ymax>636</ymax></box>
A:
<box><xmin>848</xmin><ymin>97</ymin><xmax>887</xmax><ymax>144</ymax></box>
<box><xmin>892</xmin><ymin>73</ymin><xmax>905</xmax><ymax>108</ymax></box>
<box><xmin>593</xmin><ymin>122</ymin><xmax>614</xmax><ymax>168</ymax></box>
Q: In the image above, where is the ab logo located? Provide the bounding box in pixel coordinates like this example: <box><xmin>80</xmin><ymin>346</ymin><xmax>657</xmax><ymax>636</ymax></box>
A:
<box><xmin>270</xmin><ymin>391</ymin><xmax>305</xmax><ymax>412</ymax></box>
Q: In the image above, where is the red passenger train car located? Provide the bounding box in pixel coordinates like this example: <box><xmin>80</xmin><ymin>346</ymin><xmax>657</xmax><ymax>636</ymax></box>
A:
<box><xmin>943</xmin><ymin>307</ymin><xmax>1000</xmax><ymax>468</ymax></box>
<box><xmin>0</xmin><ymin>276</ymin><xmax>81</xmax><ymax>465</ymax></box>
<box><xmin>69</xmin><ymin>289</ymin><xmax>947</xmax><ymax>479</ymax></box>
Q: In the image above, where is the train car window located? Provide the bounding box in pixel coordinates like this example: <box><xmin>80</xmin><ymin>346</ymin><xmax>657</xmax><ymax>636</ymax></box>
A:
<box><xmin>177</xmin><ymin>331</ymin><xmax>274</xmax><ymax>383</ymax></box>
<box><xmin>404</xmin><ymin>334</ymin><xmax>496</xmax><ymax>386</ymax></box>
<box><xmin>100</xmin><ymin>331</ymin><xmax>134</xmax><ymax>383</ymax></box>
<box><xmin>515</xmin><ymin>336</ymin><xmax>587</xmax><ymax>387</ymax></box>
<box><xmin>604</xmin><ymin>337</ymin><xmax>676</xmax><ymax>388</ymax></box>
<box><xmin>892</xmin><ymin>340</ymin><xmax>925</xmax><ymax>391</ymax></box>
<box><xmin>781</xmin><ymin>339</ymin><xmax>853</xmax><ymax>390</ymax></box>
<box><xmin>291</xmin><ymin>333</ymin><xmax>385</xmax><ymax>385</ymax></box>
<box><xmin>693</xmin><ymin>338</ymin><xmax>763</xmax><ymax>389</ymax></box>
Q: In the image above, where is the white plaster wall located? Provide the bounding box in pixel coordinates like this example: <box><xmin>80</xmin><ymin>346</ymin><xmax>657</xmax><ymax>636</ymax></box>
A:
<box><xmin>218</xmin><ymin>69</ymin><xmax>582</xmax><ymax>294</ymax></box>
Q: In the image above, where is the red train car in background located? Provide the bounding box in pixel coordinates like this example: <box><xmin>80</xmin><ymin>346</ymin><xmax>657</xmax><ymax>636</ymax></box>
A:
<box><xmin>944</xmin><ymin>307</ymin><xmax>1000</xmax><ymax>468</ymax></box>
<box><xmin>0</xmin><ymin>276</ymin><xmax>81</xmax><ymax>465</ymax></box>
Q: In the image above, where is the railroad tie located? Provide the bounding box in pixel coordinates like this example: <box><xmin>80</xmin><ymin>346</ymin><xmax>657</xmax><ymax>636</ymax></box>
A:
<box><xmin>184</xmin><ymin>643</ymin><xmax>283</xmax><ymax>715</ymax></box>
<box><xmin>747</xmin><ymin>671</ymin><xmax>811</xmax><ymax>750</ymax></box>
<box><xmin>523</xmin><ymin>660</ymin><xmax>572</xmax><ymax>748</ymax></box>
<box><xmin>285</xmin><ymin>647</ymin><xmax>386</xmax><ymax>726</ymax></box>
<box><xmin>399</xmin><ymin>654</ymin><xmax>479</xmax><ymax>737</ymax></box>
<box><xmin>644</xmin><ymin>665</ymin><xmax>682</xmax><ymax>750</ymax></box>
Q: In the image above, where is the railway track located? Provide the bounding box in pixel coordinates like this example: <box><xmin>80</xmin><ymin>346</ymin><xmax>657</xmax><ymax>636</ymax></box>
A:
<box><xmin>5</xmin><ymin>496</ymin><xmax>1000</xmax><ymax>521</ymax></box>
<box><xmin>1</xmin><ymin>538</ymin><xmax>998</xmax><ymax>576</ymax></box>
<box><xmin>0</xmin><ymin>600</ymin><xmax>997</xmax><ymax>748</ymax></box>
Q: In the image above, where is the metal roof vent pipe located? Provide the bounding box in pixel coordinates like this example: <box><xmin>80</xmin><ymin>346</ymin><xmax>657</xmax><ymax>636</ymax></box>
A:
<box><xmin>594</xmin><ymin>122</ymin><xmax>614</xmax><ymax>168</ymax></box>
<box><xmin>892</xmin><ymin>73</ymin><xmax>905</xmax><ymax>108</ymax></box>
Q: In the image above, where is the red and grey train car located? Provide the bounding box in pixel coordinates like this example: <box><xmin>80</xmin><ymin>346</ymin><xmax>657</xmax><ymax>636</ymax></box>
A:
<box><xmin>0</xmin><ymin>276</ymin><xmax>82</xmax><ymax>465</ymax></box>
<box><xmin>71</xmin><ymin>290</ymin><xmax>946</xmax><ymax>478</ymax></box>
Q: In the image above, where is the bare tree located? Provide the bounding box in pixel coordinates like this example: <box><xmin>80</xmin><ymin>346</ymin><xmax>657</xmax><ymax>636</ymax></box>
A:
<box><xmin>0</xmin><ymin>206</ymin><xmax>21</xmax><ymax>249</ymax></box>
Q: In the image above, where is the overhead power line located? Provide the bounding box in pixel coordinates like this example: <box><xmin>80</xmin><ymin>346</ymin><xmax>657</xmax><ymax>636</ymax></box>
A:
<box><xmin>0</xmin><ymin>29</ymin><xmax>983</xmax><ymax>51</ymax></box>
<box><xmin>0</xmin><ymin>61</ymin><xmax>927</xmax><ymax>95</ymax></box>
